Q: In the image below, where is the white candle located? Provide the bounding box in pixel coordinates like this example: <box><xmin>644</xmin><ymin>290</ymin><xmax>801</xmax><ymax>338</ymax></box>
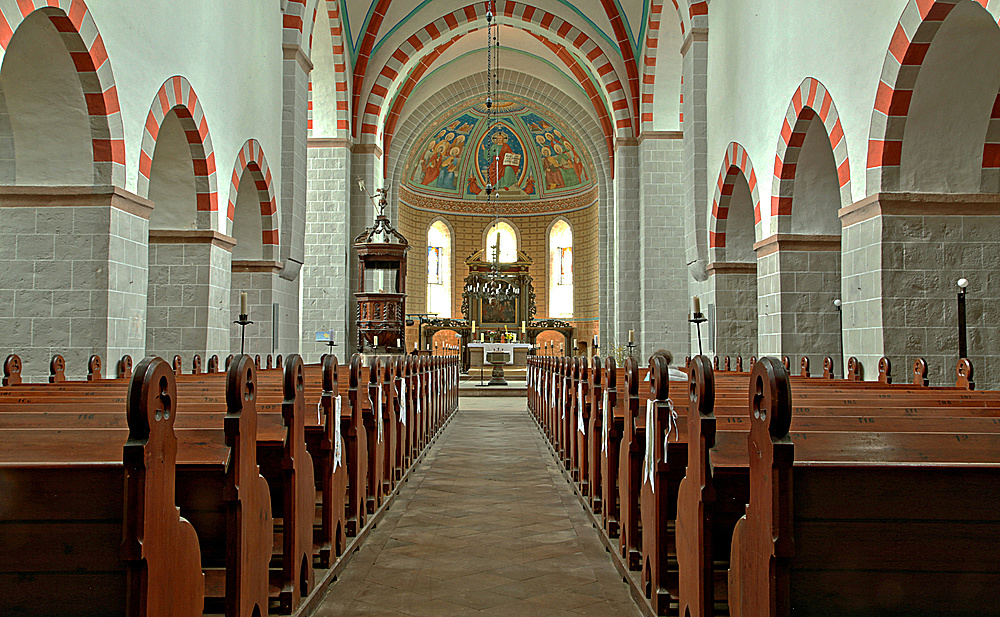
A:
<box><xmin>628</xmin><ymin>329</ymin><xmax>634</xmax><ymax>344</ymax></box>
<box><xmin>521</xmin><ymin>321</ymin><xmax>526</xmax><ymax>334</ymax></box>
<box><xmin>693</xmin><ymin>296</ymin><xmax>701</xmax><ymax>315</ymax></box>
<box><xmin>396</xmin><ymin>338</ymin><xmax>401</xmax><ymax>348</ymax></box>
<box><xmin>471</xmin><ymin>320</ymin><xmax>476</xmax><ymax>333</ymax></box>
<box><xmin>240</xmin><ymin>291</ymin><xmax>248</xmax><ymax>315</ymax></box>
<box><xmin>374</xmin><ymin>335</ymin><xmax>378</xmax><ymax>347</ymax></box>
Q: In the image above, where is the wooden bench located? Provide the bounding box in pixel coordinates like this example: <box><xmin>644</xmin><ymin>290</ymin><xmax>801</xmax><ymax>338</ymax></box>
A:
<box><xmin>0</xmin><ymin>356</ymin><xmax>205</xmax><ymax>617</ymax></box>
<box><xmin>728</xmin><ymin>357</ymin><xmax>1000</xmax><ymax>617</ymax></box>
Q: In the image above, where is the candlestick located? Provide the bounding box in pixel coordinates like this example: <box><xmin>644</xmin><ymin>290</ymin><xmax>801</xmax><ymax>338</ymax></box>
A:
<box><xmin>233</xmin><ymin>294</ymin><xmax>254</xmax><ymax>355</ymax></box>
<box><xmin>628</xmin><ymin>329</ymin><xmax>634</xmax><ymax>344</ymax></box>
<box><xmin>692</xmin><ymin>295</ymin><xmax>701</xmax><ymax>315</ymax></box>
<box><xmin>240</xmin><ymin>291</ymin><xmax>248</xmax><ymax>315</ymax></box>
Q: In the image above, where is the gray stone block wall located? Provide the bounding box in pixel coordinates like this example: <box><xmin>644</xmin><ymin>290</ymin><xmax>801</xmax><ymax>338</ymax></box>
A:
<box><xmin>146</xmin><ymin>236</ymin><xmax>232</xmax><ymax>368</ymax></box>
<box><xmin>841</xmin><ymin>207</ymin><xmax>886</xmax><ymax>377</ymax></box>
<box><xmin>879</xmin><ymin>208</ymin><xmax>1000</xmax><ymax>388</ymax></box>
<box><xmin>0</xmin><ymin>190</ymin><xmax>151</xmax><ymax>381</ymax></box>
<box><xmin>710</xmin><ymin>267</ymin><xmax>758</xmax><ymax>359</ymax></box>
<box><xmin>756</xmin><ymin>238</ymin><xmax>842</xmax><ymax>371</ymax></box>
<box><xmin>613</xmin><ymin>141</ymin><xmax>641</xmax><ymax>350</ymax></box>
<box><xmin>639</xmin><ymin>135</ymin><xmax>688</xmax><ymax>361</ymax></box>
<box><xmin>302</xmin><ymin>143</ymin><xmax>351</xmax><ymax>362</ymax></box>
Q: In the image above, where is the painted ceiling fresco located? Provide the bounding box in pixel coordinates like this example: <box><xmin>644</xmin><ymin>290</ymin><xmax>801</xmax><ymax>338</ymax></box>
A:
<box><xmin>403</xmin><ymin>97</ymin><xmax>596</xmax><ymax>208</ymax></box>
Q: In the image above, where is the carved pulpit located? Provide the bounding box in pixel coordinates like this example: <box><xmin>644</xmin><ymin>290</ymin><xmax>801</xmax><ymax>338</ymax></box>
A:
<box><xmin>354</xmin><ymin>184</ymin><xmax>409</xmax><ymax>352</ymax></box>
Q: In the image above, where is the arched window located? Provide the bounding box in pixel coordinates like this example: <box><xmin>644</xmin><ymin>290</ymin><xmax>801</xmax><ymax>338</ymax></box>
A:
<box><xmin>427</xmin><ymin>220</ymin><xmax>452</xmax><ymax>317</ymax></box>
<box><xmin>549</xmin><ymin>219</ymin><xmax>573</xmax><ymax>317</ymax></box>
<box><xmin>484</xmin><ymin>221</ymin><xmax>518</xmax><ymax>263</ymax></box>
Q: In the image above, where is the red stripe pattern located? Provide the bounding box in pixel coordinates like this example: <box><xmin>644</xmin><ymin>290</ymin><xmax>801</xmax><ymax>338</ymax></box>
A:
<box><xmin>865</xmin><ymin>0</ymin><xmax>992</xmax><ymax>191</ymax></box>
<box><xmin>770</xmin><ymin>77</ymin><xmax>852</xmax><ymax>233</ymax></box>
<box><xmin>359</xmin><ymin>2</ymin><xmax>631</xmax><ymax>151</ymax></box>
<box><xmin>137</xmin><ymin>76</ymin><xmax>218</xmax><ymax>231</ymax></box>
<box><xmin>0</xmin><ymin>0</ymin><xmax>125</xmax><ymax>186</ymax></box>
<box><xmin>227</xmin><ymin>139</ymin><xmax>279</xmax><ymax>256</ymax></box>
<box><xmin>709</xmin><ymin>142</ymin><xmax>762</xmax><ymax>258</ymax></box>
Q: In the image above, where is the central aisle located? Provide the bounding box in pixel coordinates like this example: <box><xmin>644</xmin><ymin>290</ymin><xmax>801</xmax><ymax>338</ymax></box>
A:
<box><xmin>315</xmin><ymin>397</ymin><xmax>641</xmax><ymax>617</ymax></box>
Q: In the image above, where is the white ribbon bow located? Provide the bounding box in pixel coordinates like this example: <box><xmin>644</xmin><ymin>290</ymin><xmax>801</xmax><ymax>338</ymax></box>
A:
<box><xmin>601</xmin><ymin>389</ymin><xmax>610</xmax><ymax>453</ymax></box>
<box><xmin>400</xmin><ymin>381</ymin><xmax>407</xmax><ymax>426</ymax></box>
<box><xmin>333</xmin><ymin>395</ymin><xmax>343</xmax><ymax>471</ymax></box>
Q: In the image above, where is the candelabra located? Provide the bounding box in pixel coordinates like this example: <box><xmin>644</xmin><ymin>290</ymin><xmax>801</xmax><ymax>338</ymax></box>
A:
<box><xmin>234</xmin><ymin>313</ymin><xmax>254</xmax><ymax>355</ymax></box>
<box><xmin>689</xmin><ymin>312</ymin><xmax>707</xmax><ymax>357</ymax></box>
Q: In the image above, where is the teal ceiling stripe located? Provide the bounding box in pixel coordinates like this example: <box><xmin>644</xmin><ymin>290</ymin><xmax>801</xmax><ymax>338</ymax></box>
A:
<box><xmin>371</xmin><ymin>0</ymin><xmax>439</xmax><ymax>60</ymax></box>
<box><xmin>611</xmin><ymin>0</ymin><xmax>639</xmax><ymax>56</ymax></box>
<box><xmin>341</xmin><ymin>0</ymin><xmax>358</xmax><ymax>61</ymax></box>
<box><xmin>350</xmin><ymin>1</ymin><xmax>379</xmax><ymax>63</ymax></box>
<box><xmin>367</xmin><ymin>1</ymin><xmax>623</xmax><ymax>63</ymax></box>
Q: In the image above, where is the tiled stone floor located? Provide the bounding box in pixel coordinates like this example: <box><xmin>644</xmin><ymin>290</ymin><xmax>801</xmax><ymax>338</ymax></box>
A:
<box><xmin>313</xmin><ymin>397</ymin><xmax>641</xmax><ymax>617</ymax></box>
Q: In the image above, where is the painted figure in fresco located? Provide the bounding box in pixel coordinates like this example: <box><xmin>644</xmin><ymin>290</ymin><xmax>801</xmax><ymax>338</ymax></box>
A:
<box><xmin>564</xmin><ymin>139</ymin><xmax>586</xmax><ymax>182</ymax></box>
<box><xmin>553</xmin><ymin>142</ymin><xmax>580</xmax><ymax>187</ymax></box>
<box><xmin>541</xmin><ymin>146</ymin><xmax>564</xmax><ymax>190</ymax></box>
<box><xmin>421</xmin><ymin>142</ymin><xmax>446</xmax><ymax>185</ymax></box>
<box><xmin>437</xmin><ymin>146</ymin><xmax>461</xmax><ymax>190</ymax></box>
<box><xmin>485</xmin><ymin>130</ymin><xmax>520</xmax><ymax>191</ymax></box>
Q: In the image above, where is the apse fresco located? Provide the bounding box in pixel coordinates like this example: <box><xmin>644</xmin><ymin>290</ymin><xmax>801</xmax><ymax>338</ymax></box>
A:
<box><xmin>522</xmin><ymin>112</ymin><xmax>588</xmax><ymax>191</ymax></box>
<box><xmin>474</xmin><ymin>122</ymin><xmax>528</xmax><ymax>196</ymax></box>
<box><xmin>410</xmin><ymin>112</ymin><xmax>477</xmax><ymax>192</ymax></box>
<box><xmin>403</xmin><ymin>97</ymin><xmax>595</xmax><ymax>208</ymax></box>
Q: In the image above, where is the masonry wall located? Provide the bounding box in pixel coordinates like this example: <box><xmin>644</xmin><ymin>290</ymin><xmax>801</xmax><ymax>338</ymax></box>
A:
<box><xmin>842</xmin><ymin>193</ymin><xmax>1000</xmax><ymax>389</ymax></box>
<box><xmin>638</xmin><ymin>133</ymin><xmax>688</xmax><ymax>360</ymax></box>
<box><xmin>0</xmin><ymin>188</ymin><xmax>150</xmax><ymax>380</ymax></box>
<box><xmin>301</xmin><ymin>142</ymin><xmax>352</xmax><ymax>362</ymax></box>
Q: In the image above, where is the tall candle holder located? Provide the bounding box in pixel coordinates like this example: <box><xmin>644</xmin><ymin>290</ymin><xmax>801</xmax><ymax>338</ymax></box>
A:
<box><xmin>626</xmin><ymin>341</ymin><xmax>636</xmax><ymax>359</ymax></box>
<box><xmin>957</xmin><ymin>278</ymin><xmax>969</xmax><ymax>359</ymax></box>
<box><xmin>234</xmin><ymin>314</ymin><xmax>254</xmax><ymax>355</ymax></box>
<box><xmin>689</xmin><ymin>312</ymin><xmax>707</xmax><ymax>357</ymax></box>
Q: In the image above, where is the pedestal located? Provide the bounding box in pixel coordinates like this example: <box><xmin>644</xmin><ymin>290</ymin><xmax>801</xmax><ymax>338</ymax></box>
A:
<box><xmin>486</xmin><ymin>351</ymin><xmax>510</xmax><ymax>386</ymax></box>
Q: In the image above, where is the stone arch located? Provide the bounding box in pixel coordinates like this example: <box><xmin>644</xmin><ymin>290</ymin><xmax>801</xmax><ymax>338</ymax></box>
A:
<box><xmin>640</xmin><ymin>0</ymin><xmax>685</xmax><ymax>132</ymax></box>
<box><xmin>309</xmin><ymin>0</ymin><xmax>350</xmax><ymax>138</ymax></box>
<box><xmin>0</xmin><ymin>0</ymin><xmax>125</xmax><ymax>186</ymax></box>
<box><xmin>771</xmin><ymin>77</ymin><xmax>851</xmax><ymax>234</ymax></box>
<box><xmin>359</xmin><ymin>2</ymin><xmax>630</xmax><ymax>146</ymax></box>
<box><xmin>138</xmin><ymin>76</ymin><xmax>218</xmax><ymax>231</ymax></box>
<box><xmin>867</xmin><ymin>0</ymin><xmax>1000</xmax><ymax>193</ymax></box>
<box><xmin>709</xmin><ymin>142</ymin><xmax>762</xmax><ymax>263</ymax></box>
<box><xmin>227</xmin><ymin>139</ymin><xmax>279</xmax><ymax>261</ymax></box>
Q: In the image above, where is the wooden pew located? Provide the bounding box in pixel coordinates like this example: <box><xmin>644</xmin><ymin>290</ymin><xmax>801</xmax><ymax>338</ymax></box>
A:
<box><xmin>585</xmin><ymin>355</ymin><xmax>602</xmax><ymax>515</ymax></box>
<box><xmin>600</xmin><ymin>356</ymin><xmax>622</xmax><ymax>538</ymax></box>
<box><xmin>0</xmin><ymin>356</ymin><xmax>205</xmax><ymax>617</ymax></box>
<box><xmin>728</xmin><ymin>357</ymin><xmax>1000</xmax><ymax>617</ymax></box>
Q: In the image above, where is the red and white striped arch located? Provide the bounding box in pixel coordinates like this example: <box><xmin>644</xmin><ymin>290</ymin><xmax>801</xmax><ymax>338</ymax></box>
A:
<box><xmin>325</xmin><ymin>0</ymin><xmax>351</xmax><ymax>137</ymax></box>
<box><xmin>358</xmin><ymin>2</ymin><xmax>632</xmax><ymax>145</ymax></box>
<box><xmin>226</xmin><ymin>139</ymin><xmax>278</xmax><ymax>260</ymax></box>
<box><xmin>0</xmin><ymin>0</ymin><xmax>125</xmax><ymax>186</ymax></box>
<box><xmin>709</xmin><ymin>142</ymin><xmax>763</xmax><ymax>261</ymax></box>
<box><xmin>379</xmin><ymin>28</ymin><xmax>618</xmax><ymax>177</ymax></box>
<box><xmin>984</xmin><ymin>91</ymin><xmax>1000</xmax><ymax>191</ymax></box>
<box><xmin>771</xmin><ymin>77</ymin><xmax>852</xmax><ymax>234</ymax></box>
<box><xmin>868</xmin><ymin>0</ymin><xmax>1000</xmax><ymax>192</ymax></box>
<box><xmin>137</xmin><ymin>76</ymin><xmax>218</xmax><ymax>231</ymax></box>
<box><xmin>640</xmin><ymin>0</ymin><xmax>665</xmax><ymax>132</ymax></box>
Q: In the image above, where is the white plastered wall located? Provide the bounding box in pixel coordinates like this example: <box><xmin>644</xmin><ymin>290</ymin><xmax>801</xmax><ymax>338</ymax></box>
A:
<box><xmin>706</xmin><ymin>0</ymin><xmax>908</xmax><ymax>236</ymax></box>
<box><xmin>84</xmin><ymin>0</ymin><xmax>285</xmax><ymax>233</ymax></box>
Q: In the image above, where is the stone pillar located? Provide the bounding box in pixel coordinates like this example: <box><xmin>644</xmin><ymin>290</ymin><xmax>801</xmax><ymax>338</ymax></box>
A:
<box><xmin>146</xmin><ymin>230</ymin><xmax>233</xmax><ymax>367</ymax></box>
<box><xmin>0</xmin><ymin>187</ymin><xmax>151</xmax><ymax>380</ymax></box>
<box><xmin>301</xmin><ymin>138</ymin><xmax>353</xmax><ymax>361</ymax></box>
<box><xmin>755</xmin><ymin>234</ymin><xmax>842</xmax><ymax>366</ymax></box>
<box><xmin>841</xmin><ymin>192</ymin><xmax>1000</xmax><ymax>388</ymax></box>
<box><xmin>279</xmin><ymin>44</ymin><xmax>312</xmax><ymax>281</ymax></box>
<box><xmin>681</xmin><ymin>29</ymin><xmax>710</xmax><ymax>275</ymax></box>
<box><xmin>705</xmin><ymin>262</ymin><xmax>757</xmax><ymax>359</ymax></box>
<box><xmin>639</xmin><ymin>132</ymin><xmax>688</xmax><ymax>357</ymax></box>
<box><xmin>613</xmin><ymin>138</ymin><xmax>641</xmax><ymax>352</ymax></box>
<box><xmin>230</xmin><ymin>261</ymin><xmax>281</xmax><ymax>356</ymax></box>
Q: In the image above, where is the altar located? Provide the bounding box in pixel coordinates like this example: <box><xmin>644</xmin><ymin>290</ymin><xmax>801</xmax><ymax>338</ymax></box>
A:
<box><xmin>468</xmin><ymin>342</ymin><xmax>531</xmax><ymax>367</ymax></box>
